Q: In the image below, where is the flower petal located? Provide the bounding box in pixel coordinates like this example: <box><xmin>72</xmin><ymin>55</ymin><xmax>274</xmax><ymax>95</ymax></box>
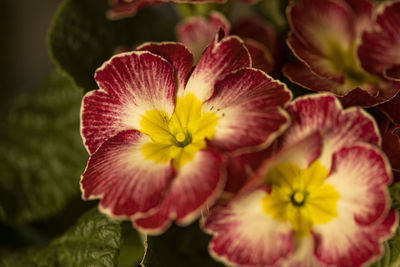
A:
<box><xmin>82</xmin><ymin>51</ymin><xmax>176</xmax><ymax>154</ymax></box>
<box><xmin>136</xmin><ymin>42</ymin><xmax>194</xmax><ymax>97</ymax></box>
<box><xmin>203</xmin><ymin>68</ymin><xmax>291</xmax><ymax>153</ymax></box>
<box><xmin>133</xmin><ymin>149</ymin><xmax>225</xmax><ymax>234</ymax></box>
<box><xmin>203</xmin><ymin>189</ymin><xmax>294</xmax><ymax>266</ymax></box>
<box><xmin>231</xmin><ymin>17</ymin><xmax>280</xmax><ymax>74</ymax></box>
<box><xmin>314</xmin><ymin>210</ymin><xmax>398</xmax><ymax>267</ymax></box>
<box><xmin>358</xmin><ymin>1</ymin><xmax>400</xmax><ymax>78</ymax></box>
<box><xmin>283</xmin><ymin>62</ymin><xmax>400</xmax><ymax>107</ymax></box>
<box><xmin>379</xmin><ymin>94</ymin><xmax>400</xmax><ymax>125</ymax></box>
<box><xmin>283</xmin><ymin>93</ymin><xmax>380</xmax><ymax>168</ymax></box>
<box><xmin>287</xmin><ymin>0</ymin><xmax>355</xmax><ymax>62</ymax></box>
<box><xmin>176</xmin><ymin>11</ymin><xmax>230</xmax><ymax>64</ymax></box>
<box><xmin>311</xmin><ymin>144</ymin><xmax>396</xmax><ymax>267</ymax></box>
<box><xmin>184</xmin><ymin>36</ymin><xmax>251</xmax><ymax>102</ymax></box>
<box><xmin>287</xmin><ymin>33</ymin><xmax>343</xmax><ymax>81</ymax></box>
<box><xmin>81</xmin><ymin>130</ymin><xmax>176</xmax><ymax>218</ymax></box>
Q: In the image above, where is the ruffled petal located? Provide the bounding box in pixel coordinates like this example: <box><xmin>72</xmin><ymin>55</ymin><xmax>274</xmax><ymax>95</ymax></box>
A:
<box><xmin>81</xmin><ymin>130</ymin><xmax>176</xmax><ymax>218</ymax></box>
<box><xmin>203</xmin><ymin>68</ymin><xmax>291</xmax><ymax>153</ymax></box>
<box><xmin>133</xmin><ymin>149</ymin><xmax>225</xmax><ymax>234</ymax></box>
<box><xmin>287</xmin><ymin>33</ymin><xmax>343</xmax><ymax>81</ymax></box>
<box><xmin>358</xmin><ymin>1</ymin><xmax>400</xmax><ymax>78</ymax></box>
<box><xmin>184</xmin><ymin>35</ymin><xmax>251</xmax><ymax>102</ymax></box>
<box><xmin>283</xmin><ymin>62</ymin><xmax>400</xmax><ymax>107</ymax></box>
<box><xmin>82</xmin><ymin>51</ymin><xmax>176</xmax><ymax>153</ymax></box>
<box><xmin>288</xmin><ymin>0</ymin><xmax>355</xmax><ymax>63</ymax></box>
<box><xmin>136</xmin><ymin>42</ymin><xmax>194</xmax><ymax>97</ymax></box>
<box><xmin>283</xmin><ymin>93</ymin><xmax>380</xmax><ymax>168</ymax></box>
<box><xmin>203</xmin><ymin>189</ymin><xmax>294</xmax><ymax>267</ymax></box>
<box><xmin>176</xmin><ymin>11</ymin><xmax>230</xmax><ymax>64</ymax></box>
<box><xmin>312</xmin><ymin>144</ymin><xmax>396</xmax><ymax>267</ymax></box>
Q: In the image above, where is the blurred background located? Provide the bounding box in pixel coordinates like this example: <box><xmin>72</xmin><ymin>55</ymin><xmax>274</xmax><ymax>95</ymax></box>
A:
<box><xmin>1</xmin><ymin>0</ymin><xmax>62</xmax><ymax>106</ymax></box>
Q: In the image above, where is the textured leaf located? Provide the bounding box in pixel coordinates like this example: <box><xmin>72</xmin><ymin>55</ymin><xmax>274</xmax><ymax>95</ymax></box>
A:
<box><xmin>141</xmin><ymin>221</ymin><xmax>224</xmax><ymax>267</ymax></box>
<box><xmin>0</xmin><ymin>69</ymin><xmax>87</xmax><ymax>223</ymax></box>
<box><xmin>0</xmin><ymin>208</ymin><xmax>122</xmax><ymax>267</ymax></box>
<box><xmin>48</xmin><ymin>0</ymin><xmax>178</xmax><ymax>91</ymax></box>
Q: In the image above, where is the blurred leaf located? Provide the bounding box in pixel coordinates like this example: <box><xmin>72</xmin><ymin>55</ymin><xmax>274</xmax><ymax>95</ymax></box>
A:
<box><xmin>390</xmin><ymin>182</ymin><xmax>400</xmax><ymax>211</ymax></box>
<box><xmin>48</xmin><ymin>0</ymin><xmax>178</xmax><ymax>92</ymax></box>
<box><xmin>0</xmin><ymin>208</ymin><xmax>122</xmax><ymax>267</ymax></box>
<box><xmin>141</xmin><ymin>221</ymin><xmax>224</xmax><ymax>267</ymax></box>
<box><xmin>0</xmin><ymin>69</ymin><xmax>87</xmax><ymax>223</ymax></box>
<box><xmin>256</xmin><ymin>0</ymin><xmax>289</xmax><ymax>34</ymax></box>
<box><xmin>118</xmin><ymin>222</ymin><xmax>145</xmax><ymax>267</ymax></box>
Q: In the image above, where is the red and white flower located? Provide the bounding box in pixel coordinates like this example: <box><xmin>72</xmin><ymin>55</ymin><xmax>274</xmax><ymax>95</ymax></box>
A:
<box><xmin>80</xmin><ymin>35</ymin><xmax>291</xmax><ymax>234</ymax></box>
<box><xmin>283</xmin><ymin>0</ymin><xmax>400</xmax><ymax>107</ymax></box>
<box><xmin>176</xmin><ymin>12</ymin><xmax>281</xmax><ymax>74</ymax></box>
<box><xmin>203</xmin><ymin>94</ymin><xmax>397</xmax><ymax>267</ymax></box>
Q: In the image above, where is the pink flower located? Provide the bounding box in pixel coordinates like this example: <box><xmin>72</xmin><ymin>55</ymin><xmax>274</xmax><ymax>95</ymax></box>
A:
<box><xmin>283</xmin><ymin>0</ymin><xmax>400</xmax><ymax>107</ymax></box>
<box><xmin>203</xmin><ymin>94</ymin><xmax>397</xmax><ymax>267</ymax></box>
<box><xmin>107</xmin><ymin>0</ymin><xmax>225</xmax><ymax>20</ymax></box>
<box><xmin>80</xmin><ymin>35</ymin><xmax>291</xmax><ymax>234</ymax></box>
<box><xmin>176</xmin><ymin>12</ymin><xmax>281</xmax><ymax>74</ymax></box>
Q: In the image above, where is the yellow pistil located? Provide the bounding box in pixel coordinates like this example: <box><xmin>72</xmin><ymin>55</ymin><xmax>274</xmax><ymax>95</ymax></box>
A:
<box><xmin>140</xmin><ymin>93</ymin><xmax>219</xmax><ymax>169</ymax></box>
<box><xmin>175</xmin><ymin>132</ymin><xmax>186</xmax><ymax>143</ymax></box>
<box><xmin>262</xmin><ymin>160</ymin><xmax>340</xmax><ymax>237</ymax></box>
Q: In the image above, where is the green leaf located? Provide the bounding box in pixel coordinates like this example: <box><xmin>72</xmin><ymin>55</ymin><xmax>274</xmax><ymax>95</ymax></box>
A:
<box><xmin>0</xmin><ymin>69</ymin><xmax>87</xmax><ymax>223</ymax></box>
<box><xmin>117</xmin><ymin>222</ymin><xmax>145</xmax><ymax>267</ymax></box>
<box><xmin>0</xmin><ymin>208</ymin><xmax>122</xmax><ymax>267</ymax></box>
<box><xmin>48</xmin><ymin>0</ymin><xmax>178</xmax><ymax>92</ymax></box>
<box><xmin>141</xmin><ymin>221</ymin><xmax>224</xmax><ymax>267</ymax></box>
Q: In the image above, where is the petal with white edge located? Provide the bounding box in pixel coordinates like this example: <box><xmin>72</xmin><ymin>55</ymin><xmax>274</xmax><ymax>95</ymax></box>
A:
<box><xmin>82</xmin><ymin>51</ymin><xmax>176</xmax><ymax>154</ymax></box>
<box><xmin>203</xmin><ymin>189</ymin><xmax>294</xmax><ymax>267</ymax></box>
<box><xmin>136</xmin><ymin>42</ymin><xmax>194</xmax><ymax>97</ymax></box>
<box><xmin>133</xmin><ymin>149</ymin><xmax>225</xmax><ymax>234</ymax></box>
<box><xmin>312</xmin><ymin>144</ymin><xmax>396</xmax><ymax>267</ymax></box>
<box><xmin>283</xmin><ymin>93</ymin><xmax>380</xmax><ymax>168</ymax></box>
<box><xmin>203</xmin><ymin>68</ymin><xmax>291</xmax><ymax>153</ymax></box>
<box><xmin>184</xmin><ymin>36</ymin><xmax>251</xmax><ymax>102</ymax></box>
<box><xmin>80</xmin><ymin>130</ymin><xmax>176</xmax><ymax>218</ymax></box>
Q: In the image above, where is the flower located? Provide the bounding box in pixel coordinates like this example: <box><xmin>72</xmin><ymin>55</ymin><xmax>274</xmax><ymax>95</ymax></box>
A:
<box><xmin>358</xmin><ymin>1</ymin><xmax>400</xmax><ymax>81</ymax></box>
<box><xmin>176</xmin><ymin>12</ymin><xmax>281</xmax><ymax>74</ymax></box>
<box><xmin>283</xmin><ymin>0</ymin><xmax>400</xmax><ymax>107</ymax></box>
<box><xmin>80</xmin><ymin>35</ymin><xmax>291</xmax><ymax>234</ymax></box>
<box><xmin>203</xmin><ymin>94</ymin><xmax>397</xmax><ymax>267</ymax></box>
<box><xmin>107</xmin><ymin>0</ymin><xmax>225</xmax><ymax>20</ymax></box>
<box><xmin>176</xmin><ymin>11</ymin><xmax>230</xmax><ymax>64</ymax></box>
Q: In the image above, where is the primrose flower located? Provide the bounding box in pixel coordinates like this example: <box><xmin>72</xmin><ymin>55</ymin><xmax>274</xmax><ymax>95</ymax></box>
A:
<box><xmin>80</xmin><ymin>35</ymin><xmax>291</xmax><ymax>234</ymax></box>
<box><xmin>283</xmin><ymin>0</ymin><xmax>400</xmax><ymax>107</ymax></box>
<box><xmin>359</xmin><ymin>1</ymin><xmax>400</xmax><ymax>81</ymax></box>
<box><xmin>177</xmin><ymin>12</ymin><xmax>281</xmax><ymax>74</ymax></box>
<box><xmin>203</xmin><ymin>94</ymin><xmax>398</xmax><ymax>267</ymax></box>
<box><xmin>107</xmin><ymin>0</ymin><xmax>225</xmax><ymax>20</ymax></box>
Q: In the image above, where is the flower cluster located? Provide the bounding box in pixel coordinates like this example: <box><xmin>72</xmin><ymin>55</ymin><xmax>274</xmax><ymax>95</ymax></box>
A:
<box><xmin>80</xmin><ymin>0</ymin><xmax>400</xmax><ymax>266</ymax></box>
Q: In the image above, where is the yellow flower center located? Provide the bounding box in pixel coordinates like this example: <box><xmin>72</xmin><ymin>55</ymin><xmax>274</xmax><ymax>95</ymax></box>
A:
<box><xmin>327</xmin><ymin>41</ymin><xmax>379</xmax><ymax>87</ymax></box>
<box><xmin>140</xmin><ymin>93</ymin><xmax>219</xmax><ymax>169</ymax></box>
<box><xmin>262</xmin><ymin>160</ymin><xmax>340</xmax><ymax>237</ymax></box>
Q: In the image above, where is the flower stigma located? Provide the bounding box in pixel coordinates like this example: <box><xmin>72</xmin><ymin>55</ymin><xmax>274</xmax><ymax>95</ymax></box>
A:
<box><xmin>262</xmin><ymin>160</ymin><xmax>340</xmax><ymax>237</ymax></box>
